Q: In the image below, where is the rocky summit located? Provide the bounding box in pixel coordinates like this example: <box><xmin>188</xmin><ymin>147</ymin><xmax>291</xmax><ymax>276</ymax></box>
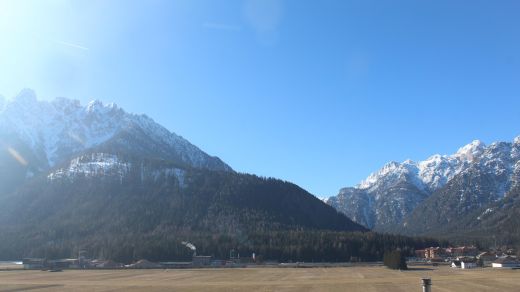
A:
<box><xmin>328</xmin><ymin>137</ymin><xmax>520</xmax><ymax>243</ymax></box>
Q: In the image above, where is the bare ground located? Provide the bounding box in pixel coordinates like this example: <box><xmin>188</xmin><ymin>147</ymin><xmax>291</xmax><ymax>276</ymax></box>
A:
<box><xmin>0</xmin><ymin>265</ymin><xmax>518</xmax><ymax>291</ymax></box>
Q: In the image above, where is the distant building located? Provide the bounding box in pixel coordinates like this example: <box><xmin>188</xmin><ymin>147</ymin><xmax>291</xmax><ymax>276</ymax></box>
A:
<box><xmin>22</xmin><ymin>258</ymin><xmax>45</xmax><ymax>270</ymax></box>
<box><xmin>90</xmin><ymin>260</ymin><xmax>123</xmax><ymax>269</ymax></box>
<box><xmin>492</xmin><ymin>257</ymin><xmax>520</xmax><ymax>268</ymax></box>
<box><xmin>48</xmin><ymin>259</ymin><xmax>77</xmax><ymax>269</ymax></box>
<box><xmin>210</xmin><ymin>260</ymin><xmax>226</xmax><ymax>267</ymax></box>
<box><xmin>451</xmin><ymin>257</ymin><xmax>477</xmax><ymax>269</ymax></box>
<box><xmin>192</xmin><ymin>256</ymin><xmax>212</xmax><ymax>266</ymax></box>
<box><xmin>460</xmin><ymin>259</ymin><xmax>477</xmax><ymax>269</ymax></box>
<box><xmin>446</xmin><ymin>246</ymin><xmax>478</xmax><ymax>257</ymax></box>
<box><xmin>160</xmin><ymin>262</ymin><xmax>192</xmax><ymax>269</ymax></box>
<box><xmin>477</xmin><ymin>252</ymin><xmax>497</xmax><ymax>264</ymax></box>
<box><xmin>425</xmin><ymin>247</ymin><xmax>446</xmax><ymax>259</ymax></box>
<box><xmin>415</xmin><ymin>249</ymin><xmax>426</xmax><ymax>258</ymax></box>
<box><xmin>423</xmin><ymin>246</ymin><xmax>480</xmax><ymax>261</ymax></box>
<box><xmin>125</xmin><ymin>259</ymin><xmax>161</xmax><ymax>269</ymax></box>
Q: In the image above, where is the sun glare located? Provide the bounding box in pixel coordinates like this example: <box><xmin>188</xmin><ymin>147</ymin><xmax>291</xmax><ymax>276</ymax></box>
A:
<box><xmin>7</xmin><ymin>146</ymin><xmax>28</xmax><ymax>166</ymax></box>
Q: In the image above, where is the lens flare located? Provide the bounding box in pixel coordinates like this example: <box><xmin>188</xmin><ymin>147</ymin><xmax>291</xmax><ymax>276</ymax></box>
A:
<box><xmin>7</xmin><ymin>147</ymin><xmax>28</xmax><ymax>166</ymax></box>
<box><xmin>68</xmin><ymin>131</ymin><xmax>85</xmax><ymax>146</ymax></box>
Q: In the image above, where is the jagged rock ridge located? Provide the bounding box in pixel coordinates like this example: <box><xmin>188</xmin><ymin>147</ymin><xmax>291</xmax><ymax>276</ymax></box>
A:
<box><xmin>328</xmin><ymin>137</ymin><xmax>520</xmax><ymax>234</ymax></box>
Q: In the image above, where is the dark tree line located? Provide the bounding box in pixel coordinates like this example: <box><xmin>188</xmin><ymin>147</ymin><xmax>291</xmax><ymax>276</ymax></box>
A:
<box><xmin>0</xmin><ymin>228</ymin><xmax>440</xmax><ymax>263</ymax></box>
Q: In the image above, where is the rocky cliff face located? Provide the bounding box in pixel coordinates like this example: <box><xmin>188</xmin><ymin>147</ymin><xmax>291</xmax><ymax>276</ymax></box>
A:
<box><xmin>328</xmin><ymin>137</ymin><xmax>520</xmax><ymax>235</ymax></box>
<box><xmin>0</xmin><ymin>89</ymin><xmax>232</xmax><ymax>194</ymax></box>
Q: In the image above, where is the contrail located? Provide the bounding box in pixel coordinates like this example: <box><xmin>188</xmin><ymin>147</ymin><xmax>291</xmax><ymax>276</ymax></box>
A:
<box><xmin>56</xmin><ymin>40</ymin><xmax>89</xmax><ymax>51</ymax></box>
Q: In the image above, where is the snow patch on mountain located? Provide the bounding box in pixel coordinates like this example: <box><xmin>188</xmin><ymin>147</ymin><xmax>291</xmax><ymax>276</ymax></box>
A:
<box><xmin>477</xmin><ymin>208</ymin><xmax>494</xmax><ymax>220</ymax></box>
<box><xmin>48</xmin><ymin>152</ymin><xmax>188</xmax><ymax>187</ymax></box>
<box><xmin>48</xmin><ymin>153</ymin><xmax>131</xmax><ymax>181</ymax></box>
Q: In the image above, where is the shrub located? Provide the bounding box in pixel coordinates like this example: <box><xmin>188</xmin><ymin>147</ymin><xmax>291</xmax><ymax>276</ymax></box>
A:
<box><xmin>383</xmin><ymin>250</ymin><xmax>407</xmax><ymax>270</ymax></box>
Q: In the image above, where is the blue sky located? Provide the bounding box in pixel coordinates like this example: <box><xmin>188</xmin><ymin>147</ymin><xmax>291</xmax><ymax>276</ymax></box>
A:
<box><xmin>1</xmin><ymin>0</ymin><xmax>520</xmax><ymax>197</ymax></box>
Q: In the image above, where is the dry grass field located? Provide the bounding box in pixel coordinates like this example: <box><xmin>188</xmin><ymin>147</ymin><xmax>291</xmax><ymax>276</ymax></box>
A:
<box><xmin>0</xmin><ymin>265</ymin><xmax>518</xmax><ymax>291</ymax></box>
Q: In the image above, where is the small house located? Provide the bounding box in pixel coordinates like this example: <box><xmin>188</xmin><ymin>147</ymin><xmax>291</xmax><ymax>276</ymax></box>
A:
<box><xmin>461</xmin><ymin>259</ymin><xmax>476</xmax><ymax>269</ymax></box>
<box><xmin>451</xmin><ymin>260</ymin><xmax>461</xmax><ymax>268</ymax></box>
<box><xmin>160</xmin><ymin>262</ymin><xmax>192</xmax><ymax>269</ymax></box>
<box><xmin>125</xmin><ymin>259</ymin><xmax>161</xmax><ymax>269</ymax></box>
<box><xmin>492</xmin><ymin>257</ymin><xmax>520</xmax><ymax>268</ymax></box>
<box><xmin>22</xmin><ymin>258</ymin><xmax>45</xmax><ymax>270</ymax></box>
<box><xmin>425</xmin><ymin>247</ymin><xmax>446</xmax><ymax>259</ymax></box>
<box><xmin>192</xmin><ymin>255</ymin><xmax>212</xmax><ymax>266</ymax></box>
<box><xmin>446</xmin><ymin>246</ymin><xmax>478</xmax><ymax>257</ymax></box>
<box><xmin>477</xmin><ymin>252</ymin><xmax>496</xmax><ymax>265</ymax></box>
<box><xmin>415</xmin><ymin>249</ymin><xmax>426</xmax><ymax>259</ymax></box>
<box><xmin>47</xmin><ymin>259</ymin><xmax>75</xmax><ymax>269</ymax></box>
<box><xmin>455</xmin><ymin>257</ymin><xmax>477</xmax><ymax>269</ymax></box>
<box><xmin>91</xmin><ymin>260</ymin><xmax>123</xmax><ymax>269</ymax></box>
<box><xmin>477</xmin><ymin>252</ymin><xmax>496</xmax><ymax>261</ymax></box>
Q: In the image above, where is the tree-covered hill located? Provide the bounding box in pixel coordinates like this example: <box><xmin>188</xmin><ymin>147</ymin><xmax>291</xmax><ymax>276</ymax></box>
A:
<box><xmin>0</xmin><ymin>155</ymin><xmax>372</xmax><ymax>261</ymax></box>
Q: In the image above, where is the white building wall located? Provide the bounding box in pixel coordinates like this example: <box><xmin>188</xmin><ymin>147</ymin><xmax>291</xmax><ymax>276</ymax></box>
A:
<box><xmin>461</xmin><ymin>262</ymin><xmax>476</xmax><ymax>269</ymax></box>
<box><xmin>492</xmin><ymin>263</ymin><xmax>519</xmax><ymax>268</ymax></box>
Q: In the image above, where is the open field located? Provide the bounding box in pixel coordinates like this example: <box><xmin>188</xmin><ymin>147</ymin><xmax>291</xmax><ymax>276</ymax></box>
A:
<box><xmin>0</xmin><ymin>265</ymin><xmax>519</xmax><ymax>291</ymax></box>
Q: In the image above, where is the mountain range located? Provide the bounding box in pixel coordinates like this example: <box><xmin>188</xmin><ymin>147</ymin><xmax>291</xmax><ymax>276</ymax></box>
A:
<box><xmin>1</xmin><ymin>88</ymin><xmax>511</xmax><ymax>261</ymax></box>
<box><xmin>328</xmin><ymin>136</ymin><xmax>520</xmax><ymax>245</ymax></box>
<box><xmin>0</xmin><ymin>89</ymin><xmax>368</xmax><ymax>261</ymax></box>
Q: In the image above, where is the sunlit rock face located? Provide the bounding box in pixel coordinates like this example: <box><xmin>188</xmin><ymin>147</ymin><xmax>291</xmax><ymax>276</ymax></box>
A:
<box><xmin>328</xmin><ymin>137</ymin><xmax>520</xmax><ymax>232</ymax></box>
<box><xmin>0</xmin><ymin>89</ymin><xmax>231</xmax><ymax>170</ymax></box>
<box><xmin>0</xmin><ymin>89</ymin><xmax>232</xmax><ymax>194</ymax></box>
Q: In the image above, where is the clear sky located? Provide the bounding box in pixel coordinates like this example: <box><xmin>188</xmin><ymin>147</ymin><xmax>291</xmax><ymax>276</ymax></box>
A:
<box><xmin>1</xmin><ymin>0</ymin><xmax>520</xmax><ymax>198</ymax></box>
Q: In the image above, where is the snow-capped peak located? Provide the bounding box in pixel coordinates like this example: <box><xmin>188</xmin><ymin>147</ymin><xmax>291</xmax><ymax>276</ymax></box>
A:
<box><xmin>354</xmin><ymin>137</ymin><xmax>518</xmax><ymax>193</ymax></box>
<box><xmin>3</xmin><ymin>89</ymin><xmax>42</xmax><ymax>118</ymax></box>
<box><xmin>86</xmin><ymin>100</ymin><xmax>104</xmax><ymax>113</ymax></box>
<box><xmin>453</xmin><ymin>140</ymin><xmax>485</xmax><ymax>162</ymax></box>
<box><xmin>0</xmin><ymin>89</ymin><xmax>232</xmax><ymax>172</ymax></box>
<box><xmin>357</xmin><ymin>161</ymin><xmax>420</xmax><ymax>190</ymax></box>
<box><xmin>331</xmin><ymin>136</ymin><xmax>520</xmax><ymax>231</ymax></box>
<box><xmin>357</xmin><ymin>161</ymin><xmax>400</xmax><ymax>189</ymax></box>
<box><xmin>85</xmin><ymin>100</ymin><xmax>121</xmax><ymax>116</ymax></box>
